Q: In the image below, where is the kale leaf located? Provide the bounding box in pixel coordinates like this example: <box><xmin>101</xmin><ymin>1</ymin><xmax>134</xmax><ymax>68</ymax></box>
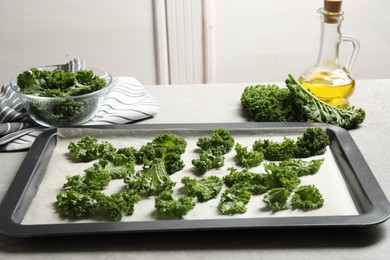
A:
<box><xmin>234</xmin><ymin>143</ymin><xmax>264</xmax><ymax>168</ymax></box>
<box><xmin>68</xmin><ymin>136</ymin><xmax>116</xmax><ymax>162</ymax></box>
<box><xmin>17</xmin><ymin>68</ymin><xmax>106</xmax><ymax>97</ymax></box>
<box><xmin>252</xmin><ymin>127</ymin><xmax>329</xmax><ymax>161</ymax></box>
<box><xmin>240</xmin><ymin>84</ymin><xmax>306</xmax><ymax>122</ymax></box>
<box><xmin>196</xmin><ymin>128</ymin><xmax>235</xmax><ymax>155</ymax></box>
<box><xmin>181</xmin><ymin>176</ymin><xmax>223</xmax><ymax>202</ymax></box>
<box><xmin>264</xmin><ymin>158</ymin><xmax>324</xmax><ymax>177</ymax></box>
<box><xmin>154</xmin><ymin>189</ymin><xmax>197</xmax><ymax>218</ymax></box>
<box><xmin>191</xmin><ymin>149</ymin><xmax>225</xmax><ymax>174</ymax></box>
<box><xmin>262</xmin><ymin>187</ymin><xmax>291</xmax><ymax>211</ymax></box>
<box><xmin>286</xmin><ymin>74</ymin><xmax>365</xmax><ymax>129</ymax></box>
<box><xmin>218</xmin><ymin>185</ymin><xmax>252</xmax><ymax>215</ymax></box>
<box><xmin>291</xmin><ymin>185</ymin><xmax>324</xmax><ymax>210</ymax></box>
<box><xmin>223</xmin><ymin>167</ymin><xmax>269</xmax><ymax>195</ymax></box>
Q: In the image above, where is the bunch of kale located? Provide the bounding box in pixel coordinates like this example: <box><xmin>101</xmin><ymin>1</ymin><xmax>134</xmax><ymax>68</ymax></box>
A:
<box><xmin>241</xmin><ymin>74</ymin><xmax>365</xmax><ymax>129</ymax></box>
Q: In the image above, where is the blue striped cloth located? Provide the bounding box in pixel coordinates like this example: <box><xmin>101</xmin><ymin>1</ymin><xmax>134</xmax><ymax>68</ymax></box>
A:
<box><xmin>0</xmin><ymin>59</ymin><xmax>159</xmax><ymax>151</ymax></box>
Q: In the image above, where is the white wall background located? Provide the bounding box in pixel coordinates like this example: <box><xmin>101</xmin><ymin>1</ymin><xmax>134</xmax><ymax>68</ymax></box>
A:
<box><xmin>213</xmin><ymin>0</ymin><xmax>390</xmax><ymax>83</ymax></box>
<box><xmin>0</xmin><ymin>0</ymin><xmax>157</xmax><ymax>85</ymax></box>
<box><xmin>0</xmin><ymin>0</ymin><xmax>389</xmax><ymax>85</ymax></box>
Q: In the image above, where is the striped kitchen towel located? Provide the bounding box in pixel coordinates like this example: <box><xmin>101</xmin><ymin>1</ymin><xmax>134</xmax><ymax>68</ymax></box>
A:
<box><xmin>0</xmin><ymin>60</ymin><xmax>159</xmax><ymax>151</ymax></box>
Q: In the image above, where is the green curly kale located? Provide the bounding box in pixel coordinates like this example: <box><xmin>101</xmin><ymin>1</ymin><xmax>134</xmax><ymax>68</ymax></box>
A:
<box><xmin>123</xmin><ymin>160</ymin><xmax>175</xmax><ymax>196</ymax></box>
<box><xmin>116</xmin><ymin>147</ymin><xmax>138</xmax><ymax>160</ymax></box>
<box><xmin>56</xmin><ymin>190</ymin><xmax>98</xmax><ymax>219</ymax></box>
<box><xmin>223</xmin><ymin>167</ymin><xmax>269</xmax><ymax>195</ymax></box>
<box><xmin>264</xmin><ymin>158</ymin><xmax>324</xmax><ymax>177</ymax></box>
<box><xmin>16</xmin><ymin>68</ymin><xmax>52</xmax><ymax>95</ymax></box>
<box><xmin>57</xmin><ymin>189</ymin><xmax>141</xmax><ymax>221</ymax></box>
<box><xmin>17</xmin><ymin>68</ymin><xmax>106</xmax><ymax>97</ymax></box>
<box><xmin>139</xmin><ymin>159</ymin><xmax>175</xmax><ymax>196</ymax></box>
<box><xmin>234</xmin><ymin>143</ymin><xmax>264</xmax><ymax>168</ymax></box>
<box><xmin>123</xmin><ymin>171</ymin><xmax>143</xmax><ymax>192</ymax></box>
<box><xmin>262</xmin><ymin>187</ymin><xmax>291</xmax><ymax>211</ymax></box>
<box><xmin>30</xmin><ymin>97</ymin><xmax>99</xmax><ymax>126</ymax></box>
<box><xmin>196</xmin><ymin>128</ymin><xmax>235</xmax><ymax>155</ymax></box>
<box><xmin>136</xmin><ymin>133</ymin><xmax>186</xmax><ymax>174</ymax></box>
<box><xmin>151</xmin><ymin>133</ymin><xmax>187</xmax><ymax>154</ymax></box>
<box><xmin>218</xmin><ymin>185</ymin><xmax>252</xmax><ymax>215</ymax></box>
<box><xmin>16</xmin><ymin>68</ymin><xmax>107</xmax><ymax>126</ymax></box>
<box><xmin>240</xmin><ymin>75</ymin><xmax>365</xmax><ymax>129</ymax></box>
<box><xmin>253</xmin><ymin>137</ymin><xmax>298</xmax><ymax>161</ymax></box>
<box><xmin>291</xmin><ymin>185</ymin><xmax>324</xmax><ymax>210</ymax></box>
<box><xmin>295</xmin><ymin>127</ymin><xmax>330</xmax><ymax>157</ymax></box>
<box><xmin>94</xmin><ymin>190</ymin><xmax>141</xmax><ymax>221</ymax></box>
<box><xmin>95</xmin><ymin>152</ymin><xmax>136</xmax><ymax>179</ymax></box>
<box><xmin>82</xmin><ymin>166</ymin><xmax>112</xmax><ymax>190</ymax></box>
<box><xmin>68</xmin><ymin>136</ymin><xmax>116</xmax><ymax>162</ymax></box>
<box><xmin>59</xmin><ymin>130</ymin><xmax>328</xmax><ymax>221</ymax></box>
<box><xmin>136</xmin><ymin>133</ymin><xmax>187</xmax><ymax>164</ymax></box>
<box><xmin>161</xmin><ymin>152</ymin><xmax>185</xmax><ymax>175</ymax></box>
<box><xmin>191</xmin><ymin>149</ymin><xmax>225</xmax><ymax>174</ymax></box>
<box><xmin>155</xmin><ymin>189</ymin><xmax>197</xmax><ymax>218</ymax></box>
<box><xmin>63</xmin><ymin>165</ymin><xmax>112</xmax><ymax>192</ymax></box>
<box><xmin>252</xmin><ymin>127</ymin><xmax>329</xmax><ymax>161</ymax></box>
<box><xmin>192</xmin><ymin>129</ymin><xmax>234</xmax><ymax>174</ymax></box>
<box><xmin>265</xmin><ymin>163</ymin><xmax>301</xmax><ymax>191</ymax></box>
<box><xmin>181</xmin><ymin>176</ymin><xmax>223</xmax><ymax>202</ymax></box>
<box><xmin>240</xmin><ymin>84</ymin><xmax>306</xmax><ymax>122</ymax></box>
<box><xmin>285</xmin><ymin>74</ymin><xmax>365</xmax><ymax>129</ymax></box>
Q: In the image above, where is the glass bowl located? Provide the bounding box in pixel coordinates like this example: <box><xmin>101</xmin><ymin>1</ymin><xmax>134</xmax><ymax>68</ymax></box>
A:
<box><xmin>9</xmin><ymin>65</ymin><xmax>112</xmax><ymax>127</ymax></box>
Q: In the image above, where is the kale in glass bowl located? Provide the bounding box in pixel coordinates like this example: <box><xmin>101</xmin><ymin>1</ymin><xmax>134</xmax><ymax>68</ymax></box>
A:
<box><xmin>9</xmin><ymin>65</ymin><xmax>112</xmax><ymax>127</ymax></box>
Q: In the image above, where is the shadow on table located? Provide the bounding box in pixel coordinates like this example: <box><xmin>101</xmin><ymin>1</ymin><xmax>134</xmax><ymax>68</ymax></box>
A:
<box><xmin>0</xmin><ymin>225</ymin><xmax>385</xmax><ymax>253</ymax></box>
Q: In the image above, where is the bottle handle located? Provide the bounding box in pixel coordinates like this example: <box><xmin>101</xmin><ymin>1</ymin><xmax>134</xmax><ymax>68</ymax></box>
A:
<box><xmin>341</xmin><ymin>35</ymin><xmax>360</xmax><ymax>72</ymax></box>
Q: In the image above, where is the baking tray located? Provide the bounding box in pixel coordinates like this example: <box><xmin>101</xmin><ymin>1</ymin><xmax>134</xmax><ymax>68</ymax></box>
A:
<box><xmin>0</xmin><ymin>122</ymin><xmax>389</xmax><ymax>237</ymax></box>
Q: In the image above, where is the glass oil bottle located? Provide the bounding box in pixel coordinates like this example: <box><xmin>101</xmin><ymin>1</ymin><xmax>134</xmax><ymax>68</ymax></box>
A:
<box><xmin>299</xmin><ymin>0</ymin><xmax>360</xmax><ymax>108</ymax></box>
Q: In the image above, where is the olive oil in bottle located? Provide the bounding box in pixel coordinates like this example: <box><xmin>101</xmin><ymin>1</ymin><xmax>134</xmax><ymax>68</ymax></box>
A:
<box><xmin>299</xmin><ymin>0</ymin><xmax>359</xmax><ymax>108</ymax></box>
<box><xmin>299</xmin><ymin>64</ymin><xmax>355</xmax><ymax>108</ymax></box>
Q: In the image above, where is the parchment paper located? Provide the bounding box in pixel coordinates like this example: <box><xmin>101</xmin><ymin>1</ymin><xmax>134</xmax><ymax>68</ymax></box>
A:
<box><xmin>22</xmin><ymin>127</ymin><xmax>359</xmax><ymax>224</ymax></box>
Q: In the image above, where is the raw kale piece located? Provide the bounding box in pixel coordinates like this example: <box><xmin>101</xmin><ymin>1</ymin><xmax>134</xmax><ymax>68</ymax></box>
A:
<box><xmin>264</xmin><ymin>159</ymin><xmax>324</xmax><ymax>177</ymax></box>
<box><xmin>191</xmin><ymin>149</ymin><xmax>225</xmax><ymax>174</ymax></box>
<box><xmin>240</xmin><ymin>75</ymin><xmax>365</xmax><ymax>129</ymax></box>
<box><xmin>196</xmin><ymin>128</ymin><xmax>235</xmax><ymax>155</ymax></box>
<box><xmin>139</xmin><ymin>159</ymin><xmax>175</xmax><ymax>196</ymax></box>
<box><xmin>96</xmin><ymin>152</ymin><xmax>136</xmax><ymax>179</ymax></box>
<box><xmin>234</xmin><ymin>143</ymin><xmax>264</xmax><ymax>168</ymax></box>
<box><xmin>17</xmin><ymin>68</ymin><xmax>106</xmax><ymax>97</ymax></box>
<box><xmin>252</xmin><ymin>137</ymin><xmax>298</xmax><ymax>161</ymax></box>
<box><xmin>94</xmin><ymin>190</ymin><xmax>141</xmax><ymax>221</ymax></box>
<box><xmin>218</xmin><ymin>185</ymin><xmax>252</xmax><ymax>215</ymax></box>
<box><xmin>68</xmin><ymin>136</ymin><xmax>116</xmax><ymax>162</ymax></box>
<box><xmin>56</xmin><ymin>190</ymin><xmax>98</xmax><ymax>218</ymax></box>
<box><xmin>181</xmin><ymin>176</ymin><xmax>223</xmax><ymax>202</ymax></box>
<box><xmin>192</xmin><ymin>129</ymin><xmax>234</xmax><ymax>174</ymax></box>
<box><xmin>262</xmin><ymin>187</ymin><xmax>291</xmax><ymax>211</ymax></box>
<box><xmin>291</xmin><ymin>185</ymin><xmax>324</xmax><ymax>210</ymax></box>
<box><xmin>264</xmin><ymin>163</ymin><xmax>301</xmax><ymax>191</ymax></box>
<box><xmin>252</xmin><ymin>127</ymin><xmax>330</xmax><ymax>161</ymax></box>
<box><xmin>63</xmin><ymin>165</ymin><xmax>112</xmax><ymax>192</ymax></box>
<box><xmin>295</xmin><ymin>127</ymin><xmax>330</xmax><ymax>157</ymax></box>
<box><xmin>285</xmin><ymin>74</ymin><xmax>365</xmax><ymax>129</ymax></box>
<box><xmin>240</xmin><ymin>84</ymin><xmax>306</xmax><ymax>122</ymax></box>
<box><xmin>154</xmin><ymin>189</ymin><xmax>197</xmax><ymax>218</ymax></box>
<box><xmin>223</xmin><ymin>167</ymin><xmax>269</xmax><ymax>195</ymax></box>
<box><xmin>136</xmin><ymin>133</ymin><xmax>187</xmax><ymax>175</ymax></box>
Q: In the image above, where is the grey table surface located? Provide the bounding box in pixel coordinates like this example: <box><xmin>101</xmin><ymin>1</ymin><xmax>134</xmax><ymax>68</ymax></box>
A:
<box><xmin>1</xmin><ymin>79</ymin><xmax>389</xmax><ymax>259</ymax></box>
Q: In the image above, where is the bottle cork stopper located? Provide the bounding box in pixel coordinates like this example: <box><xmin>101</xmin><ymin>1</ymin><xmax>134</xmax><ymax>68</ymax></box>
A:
<box><xmin>322</xmin><ymin>0</ymin><xmax>343</xmax><ymax>23</ymax></box>
<box><xmin>324</xmin><ymin>0</ymin><xmax>343</xmax><ymax>13</ymax></box>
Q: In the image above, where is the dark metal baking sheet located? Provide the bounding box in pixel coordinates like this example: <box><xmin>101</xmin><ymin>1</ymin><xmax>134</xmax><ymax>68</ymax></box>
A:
<box><xmin>0</xmin><ymin>122</ymin><xmax>389</xmax><ymax>237</ymax></box>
